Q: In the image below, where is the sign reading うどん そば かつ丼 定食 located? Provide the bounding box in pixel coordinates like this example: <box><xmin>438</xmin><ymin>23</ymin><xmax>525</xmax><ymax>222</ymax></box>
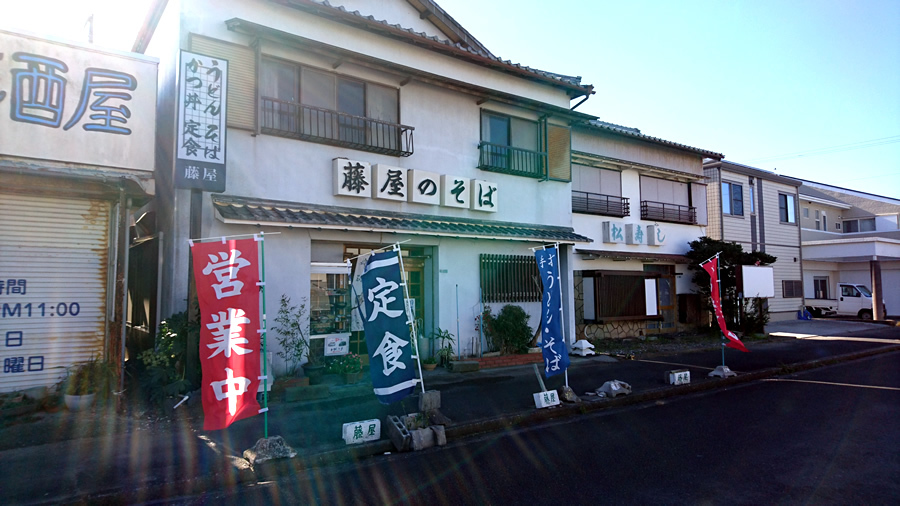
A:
<box><xmin>332</xmin><ymin>158</ymin><xmax>499</xmax><ymax>213</ymax></box>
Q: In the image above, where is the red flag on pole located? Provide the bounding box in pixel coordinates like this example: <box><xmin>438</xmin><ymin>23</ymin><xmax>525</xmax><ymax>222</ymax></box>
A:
<box><xmin>191</xmin><ymin>238</ymin><xmax>262</xmax><ymax>430</ymax></box>
<box><xmin>701</xmin><ymin>256</ymin><xmax>749</xmax><ymax>353</ymax></box>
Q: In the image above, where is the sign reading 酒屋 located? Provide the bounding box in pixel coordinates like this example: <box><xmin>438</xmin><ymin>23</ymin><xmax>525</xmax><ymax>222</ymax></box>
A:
<box><xmin>700</xmin><ymin>254</ymin><xmax>749</xmax><ymax>353</ymax></box>
<box><xmin>361</xmin><ymin>250</ymin><xmax>418</xmax><ymax>404</ymax></box>
<box><xmin>0</xmin><ymin>29</ymin><xmax>156</xmax><ymax>171</ymax></box>
<box><xmin>333</xmin><ymin>158</ymin><xmax>498</xmax><ymax>213</ymax></box>
<box><xmin>176</xmin><ymin>50</ymin><xmax>227</xmax><ymax>192</ymax></box>
<box><xmin>535</xmin><ymin>247</ymin><xmax>570</xmax><ymax>377</ymax></box>
<box><xmin>191</xmin><ymin>238</ymin><xmax>261</xmax><ymax>430</ymax></box>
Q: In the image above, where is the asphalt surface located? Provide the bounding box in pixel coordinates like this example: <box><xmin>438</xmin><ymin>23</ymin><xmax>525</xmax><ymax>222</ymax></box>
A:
<box><xmin>178</xmin><ymin>350</ymin><xmax>900</xmax><ymax>505</ymax></box>
<box><xmin>1</xmin><ymin>319</ymin><xmax>898</xmax><ymax>504</ymax></box>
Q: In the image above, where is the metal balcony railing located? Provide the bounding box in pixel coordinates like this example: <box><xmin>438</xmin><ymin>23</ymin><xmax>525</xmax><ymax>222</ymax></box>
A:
<box><xmin>572</xmin><ymin>191</ymin><xmax>630</xmax><ymax>217</ymax></box>
<box><xmin>260</xmin><ymin>97</ymin><xmax>414</xmax><ymax>157</ymax></box>
<box><xmin>640</xmin><ymin>200</ymin><xmax>697</xmax><ymax>224</ymax></box>
<box><xmin>477</xmin><ymin>141</ymin><xmax>547</xmax><ymax>179</ymax></box>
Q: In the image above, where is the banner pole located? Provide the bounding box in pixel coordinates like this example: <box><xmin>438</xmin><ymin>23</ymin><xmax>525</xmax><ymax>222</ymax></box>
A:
<box><xmin>395</xmin><ymin>244</ymin><xmax>426</xmax><ymax>393</ymax></box>
<box><xmin>554</xmin><ymin>243</ymin><xmax>568</xmax><ymax>388</ymax></box>
<box><xmin>716</xmin><ymin>252</ymin><xmax>725</xmax><ymax>368</ymax></box>
<box><xmin>258</xmin><ymin>232</ymin><xmax>269</xmax><ymax>439</ymax></box>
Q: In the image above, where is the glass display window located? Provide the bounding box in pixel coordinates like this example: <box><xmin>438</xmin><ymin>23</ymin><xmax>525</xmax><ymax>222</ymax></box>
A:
<box><xmin>310</xmin><ymin>263</ymin><xmax>351</xmax><ymax>337</ymax></box>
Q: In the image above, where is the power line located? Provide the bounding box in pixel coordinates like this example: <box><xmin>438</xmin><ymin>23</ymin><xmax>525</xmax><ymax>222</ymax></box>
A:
<box><xmin>745</xmin><ymin>135</ymin><xmax>900</xmax><ymax>163</ymax></box>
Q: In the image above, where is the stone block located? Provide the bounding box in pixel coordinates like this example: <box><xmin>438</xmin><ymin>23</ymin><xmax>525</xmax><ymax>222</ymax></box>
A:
<box><xmin>431</xmin><ymin>425</ymin><xmax>447</xmax><ymax>446</ymax></box>
<box><xmin>410</xmin><ymin>428</ymin><xmax>435</xmax><ymax>451</ymax></box>
<box><xmin>21</xmin><ymin>386</ymin><xmax>48</xmax><ymax>400</ymax></box>
<box><xmin>283</xmin><ymin>384</ymin><xmax>330</xmax><ymax>403</ymax></box>
<box><xmin>449</xmin><ymin>361</ymin><xmax>479</xmax><ymax>373</ymax></box>
<box><xmin>387</xmin><ymin>415</ymin><xmax>411</xmax><ymax>452</ymax></box>
<box><xmin>418</xmin><ymin>390</ymin><xmax>441</xmax><ymax>412</ymax></box>
<box><xmin>242</xmin><ymin>436</ymin><xmax>297</xmax><ymax>466</ymax></box>
<box><xmin>557</xmin><ymin>385</ymin><xmax>580</xmax><ymax>403</ymax></box>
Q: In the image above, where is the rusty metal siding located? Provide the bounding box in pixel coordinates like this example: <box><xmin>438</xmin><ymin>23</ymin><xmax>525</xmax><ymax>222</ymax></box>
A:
<box><xmin>0</xmin><ymin>193</ymin><xmax>110</xmax><ymax>393</ymax></box>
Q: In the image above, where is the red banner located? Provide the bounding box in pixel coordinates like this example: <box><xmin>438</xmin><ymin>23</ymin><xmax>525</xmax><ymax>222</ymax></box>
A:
<box><xmin>701</xmin><ymin>256</ymin><xmax>749</xmax><ymax>353</ymax></box>
<box><xmin>191</xmin><ymin>238</ymin><xmax>261</xmax><ymax>430</ymax></box>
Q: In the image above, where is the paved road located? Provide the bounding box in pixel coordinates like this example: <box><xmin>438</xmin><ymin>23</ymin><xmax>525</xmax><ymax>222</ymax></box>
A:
<box><xmin>164</xmin><ymin>349</ymin><xmax>900</xmax><ymax>505</ymax></box>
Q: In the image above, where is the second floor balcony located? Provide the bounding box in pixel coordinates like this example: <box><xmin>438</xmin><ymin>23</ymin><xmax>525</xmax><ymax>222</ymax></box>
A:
<box><xmin>641</xmin><ymin>200</ymin><xmax>697</xmax><ymax>225</ymax></box>
<box><xmin>477</xmin><ymin>141</ymin><xmax>547</xmax><ymax>179</ymax></box>
<box><xmin>572</xmin><ymin>191</ymin><xmax>630</xmax><ymax>217</ymax></box>
<box><xmin>260</xmin><ymin>97</ymin><xmax>415</xmax><ymax>157</ymax></box>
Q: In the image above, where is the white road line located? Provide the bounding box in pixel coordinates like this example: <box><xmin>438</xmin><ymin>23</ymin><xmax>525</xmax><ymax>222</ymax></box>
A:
<box><xmin>761</xmin><ymin>378</ymin><xmax>900</xmax><ymax>391</ymax></box>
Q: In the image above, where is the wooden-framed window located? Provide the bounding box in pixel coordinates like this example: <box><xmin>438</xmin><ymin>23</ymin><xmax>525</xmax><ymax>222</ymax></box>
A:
<box><xmin>580</xmin><ymin>270</ymin><xmax>662</xmax><ymax>322</ymax></box>
<box><xmin>259</xmin><ymin>57</ymin><xmax>412</xmax><ymax>156</ymax></box>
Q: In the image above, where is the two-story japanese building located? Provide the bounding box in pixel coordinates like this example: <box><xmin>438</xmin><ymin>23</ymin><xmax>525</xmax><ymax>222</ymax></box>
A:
<box><xmin>135</xmin><ymin>0</ymin><xmax>597</xmax><ymax>372</ymax></box>
<box><xmin>570</xmin><ymin>120</ymin><xmax>722</xmax><ymax>340</ymax></box>
<box><xmin>0</xmin><ymin>29</ymin><xmax>158</xmax><ymax>392</ymax></box>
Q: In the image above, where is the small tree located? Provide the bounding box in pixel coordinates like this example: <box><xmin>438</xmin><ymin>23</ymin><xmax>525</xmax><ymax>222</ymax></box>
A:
<box><xmin>684</xmin><ymin>237</ymin><xmax>776</xmax><ymax>331</ymax></box>
<box><xmin>483</xmin><ymin>304</ymin><xmax>533</xmax><ymax>354</ymax></box>
<box><xmin>273</xmin><ymin>295</ymin><xmax>311</xmax><ymax>375</ymax></box>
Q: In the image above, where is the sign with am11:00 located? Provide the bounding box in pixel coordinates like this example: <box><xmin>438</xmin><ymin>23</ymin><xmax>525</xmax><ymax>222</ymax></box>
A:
<box><xmin>2</xmin><ymin>301</ymin><xmax>82</xmax><ymax>318</ymax></box>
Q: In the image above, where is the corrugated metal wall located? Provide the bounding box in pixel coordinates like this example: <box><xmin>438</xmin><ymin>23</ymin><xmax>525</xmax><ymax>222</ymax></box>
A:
<box><xmin>0</xmin><ymin>193</ymin><xmax>111</xmax><ymax>392</ymax></box>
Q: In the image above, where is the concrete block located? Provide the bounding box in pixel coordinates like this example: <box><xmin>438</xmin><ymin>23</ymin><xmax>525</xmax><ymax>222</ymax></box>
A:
<box><xmin>342</xmin><ymin>419</ymin><xmax>381</xmax><ymax>445</ymax></box>
<box><xmin>402</xmin><ymin>413</ymin><xmax>428</xmax><ymax>430</ymax></box>
<box><xmin>449</xmin><ymin>361</ymin><xmax>479</xmax><ymax>373</ymax></box>
<box><xmin>387</xmin><ymin>415</ymin><xmax>410</xmax><ymax>452</ymax></box>
<box><xmin>596</xmin><ymin>380</ymin><xmax>632</xmax><ymax>398</ymax></box>
<box><xmin>431</xmin><ymin>425</ymin><xmax>447</xmax><ymax>446</ymax></box>
<box><xmin>410</xmin><ymin>428</ymin><xmax>435</xmax><ymax>451</ymax></box>
<box><xmin>418</xmin><ymin>390</ymin><xmax>441</xmax><ymax>412</ymax></box>
<box><xmin>283</xmin><ymin>385</ymin><xmax>330</xmax><ymax>403</ymax></box>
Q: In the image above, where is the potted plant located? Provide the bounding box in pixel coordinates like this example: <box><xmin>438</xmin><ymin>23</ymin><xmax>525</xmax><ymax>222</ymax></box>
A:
<box><xmin>64</xmin><ymin>356</ymin><xmax>113</xmax><ymax>411</ymax></box>
<box><xmin>336</xmin><ymin>353</ymin><xmax>363</xmax><ymax>384</ymax></box>
<box><xmin>421</xmin><ymin>356</ymin><xmax>438</xmax><ymax>371</ymax></box>
<box><xmin>430</xmin><ymin>328</ymin><xmax>456</xmax><ymax>367</ymax></box>
<box><xmin>274</xmin><ymin>295</ymin><xmax>327</xmax><ymax>384</ymax></box>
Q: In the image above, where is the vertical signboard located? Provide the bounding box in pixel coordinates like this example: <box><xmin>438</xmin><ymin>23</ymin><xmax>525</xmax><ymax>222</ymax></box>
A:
<box><xmin>176</xmin><ymin>50</ymin><xmax>227</xmax><ymax>192</ymax></box>
<box><xmin>361</xmin><ymin>251</ymin><xmax>417</xmax><ymax>404</ymax></box>
<box><xmin>191</xmin><ymin>239</ymin><xmax>261</xmax><ymax>430</ymax></box>
<box><xmin>535</xmin><ymin>247</ymin><xmax>570</xmax><ymax>377</ymax></box>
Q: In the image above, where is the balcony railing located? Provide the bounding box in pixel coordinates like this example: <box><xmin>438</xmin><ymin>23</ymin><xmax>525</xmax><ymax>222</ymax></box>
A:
<box><xmin>477</xmin><ymin>141</ymin><xmax>546</xmax><ymax>179</ymax></box>
<box><xmin>572</xmin><ymin>191</ymin><xmax>630</xmax><ymax>217</ymax></box>
<box><xmin>641</xmin><ymin>200</ymin><xmax>697</xmax><ymax>224</ymax></box>
<box><xmin>260</xmin><ymin>97</ymin><xmax>414</xmax><ymax>157</ymax></box>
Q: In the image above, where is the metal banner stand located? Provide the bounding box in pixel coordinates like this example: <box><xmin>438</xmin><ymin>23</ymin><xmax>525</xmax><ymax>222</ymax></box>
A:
<box><xmin>704</xmin><ymin>251</ymin><xmax>736</xmax><ymax>378</ymax></box>
<box><xmin>394</xmin><ymin>243</ymin><xmax>427</xmax><ymax>393</ymax></box>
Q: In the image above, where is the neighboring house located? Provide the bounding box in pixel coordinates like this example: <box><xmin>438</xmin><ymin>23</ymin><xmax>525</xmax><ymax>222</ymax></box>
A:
<box><xmin>797</xmin><ymin>180</ymin><xmax>900</xmax><ymax>318</ymax></box>
<box><xmin>133</xmin><ymin>0</ymin><xmax>597</xmax><ymax>372</ymax></box>
<box><xmin>0</xmin><ymin>29</ymin><xmax>158</xmax><ymax>392</ymax></box>
<box><xmin>570</xmin><ymin>120</ymin><xmax>723</xmax><ymax>339</ymax></box>
<box><xmin>702</xmin><ymin>160</ymin><xmax>802</xmax><ymax>322</ymax></box>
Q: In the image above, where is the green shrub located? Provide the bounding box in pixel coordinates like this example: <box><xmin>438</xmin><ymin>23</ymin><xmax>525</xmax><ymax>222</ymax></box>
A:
<box><xmin>483</xmin><ymin>305</ymin><xmax>533</xmax><ymax>354</ymax></box>
<box><xmin>138</xmin><ymin>312</ymin><xmax>196</xmax><ymax>407</ymax></box>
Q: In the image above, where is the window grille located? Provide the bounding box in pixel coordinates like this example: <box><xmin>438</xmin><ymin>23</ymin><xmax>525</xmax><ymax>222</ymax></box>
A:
<box><xmin>479</xmin><ymin>254</ymin><xmax>541</xmax><ymax>303</ymax></box>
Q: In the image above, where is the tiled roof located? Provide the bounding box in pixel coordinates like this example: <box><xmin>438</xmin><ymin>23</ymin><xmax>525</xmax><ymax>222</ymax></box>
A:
<box><xmin>212</xmin><ymin>195</ymin><xmax>593</xmax><ymax>243</ymax></box>
<box><xmin>580</xmin><ymin>120</ymin><xmax>724</xmax><ymax>159</ymax></box>
<box><xmin>798</xmin><ymin>185</ymin><xmax>849</xmax><ymax>205</ymax></box>
<box><xmin>271</xmin><ymin>0</ymin><xmax>592</xmax><ymax>95</ymax></box>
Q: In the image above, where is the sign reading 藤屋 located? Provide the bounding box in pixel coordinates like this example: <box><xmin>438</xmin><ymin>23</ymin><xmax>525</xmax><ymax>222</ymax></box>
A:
<box><xmin>191</xmin><ymin>238</ymin><xmax>261</xmax><ymax>430</ymax></box>
<box><xmin>176</xmin><ymin>50</ymin><xmax>227</xmax><ymax>192</ymax></box>
<box><xmin>333</xmin><ymin>158</ymin><xmax>498</xmax><ymax>212</ymax></box>
<box><xmin>535</xmin><ymin>247</ymin><xmax>569</xmax><ymax>377</ymax></box>
<box><xmin>0</xmin><ymin>30</ymin><xmax>156</xmax><ymax>171</ymax></box>
<box><xmin>361</xmin><ymin>250</ymin><xmax>418</xmax><ymax>404</ymax></box>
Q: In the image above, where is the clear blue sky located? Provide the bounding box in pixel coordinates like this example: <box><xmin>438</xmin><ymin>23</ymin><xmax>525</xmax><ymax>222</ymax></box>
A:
<box><xmin>441</xmin><ymin>0</ymin><xmax>900</xmax><ymax>198</ymax></box>
<box><xmin>6</xmin><ymin>0</ymin><xmax>898</xmax><ymax>197</ymax></box>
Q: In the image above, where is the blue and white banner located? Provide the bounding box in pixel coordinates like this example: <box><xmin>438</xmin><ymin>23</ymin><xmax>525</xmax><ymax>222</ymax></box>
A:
<box><xmin>361</xmin><ymin>250</ymin><xmax>417</xmax><ymax>404</ymax></box>
<box><xmin>535</xmin><ymin>247</ymin><xmax>570</xmax><ymax>377</ymax></box>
